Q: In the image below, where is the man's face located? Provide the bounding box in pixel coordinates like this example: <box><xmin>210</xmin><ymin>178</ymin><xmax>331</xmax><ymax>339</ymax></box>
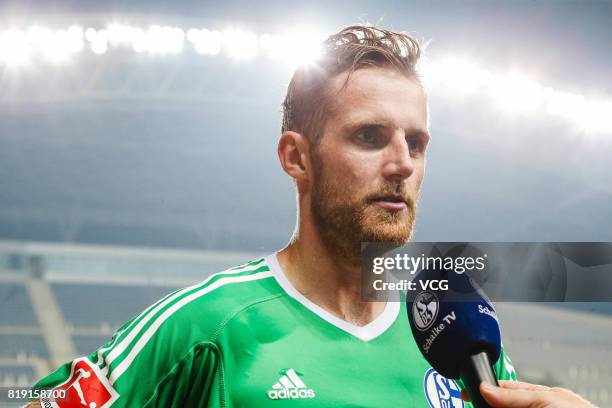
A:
<box><xmin>310</xmin><ymin>66</ymin><xmax>429</xmax><ymax>248</ymax></box>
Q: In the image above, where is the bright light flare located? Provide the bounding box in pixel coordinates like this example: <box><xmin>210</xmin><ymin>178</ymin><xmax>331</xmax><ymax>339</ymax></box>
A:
<box><xmin>144</xmin><ymin>25</ymin><xmax>184</xmax><ymax>54</ymax></box>
<box><xmin>422</xmin><ymin>55</ymin><xmax>612</xmax><ymax>135</ymax></box>
<box><xmin>85</xmin><ymin>27</ymin><xmax>97</xmax><ymax>42</ymax></box>
<box><xmin>260</xmin><ymin>29</ymin><xmax>324</xmax><ymax>68</ymax></box>
<box><xmin>420</xmin><ymin>56</ymin><xmax>489</xmax><ymax>95</ymax></box>
<box><xmin>0</xmin><ymin>22</ymin><xmax>608</xmax><ymax>136</ymax></box>
<box><xmin>488</xmin><ymin>73</ymin><xmax>547</xmax><ymax>114</ymax></box>
<box><xmin>91</xmin><ymin>40</ymin><xmax>108</xmax><ymax>54</ymax></box>
<box><xmin>222</xmin><ymin>29</ymin><xmax>258</xmax><ymax>59</ymax></box>
<box><xmin>89</xmin><ymin>24</ymin><xmax>184</xmax><ymax>54</ymax></box>
<box><xmin>88</xmin><ymin>29</ymin><xmax>108</xmax><ymax>55</ymax></box>
<box><xmin>39</xmin><ymin>27</ymin><xmax>84</xmax><ymax>63</ymax></box>
<box><xmin>131</xmin><ymin>28</ymin><xmax>147</xmax><ymax>53</ymax></box>
<box><xmin>26</xmin><ymin>26</ymin><xmax>51</xmax><ymax>45</ymax></box>
<box><xmin>188</xmin><ymin>28</ymin><xmax>222</xmax><ymax>55</ymax></box>
<box><xmin>580</xmin><ymin>100</ymin><xmax>612</xmax><ymax>134</ymax></box>
<box><xmin>0</xmin><ymin>30</ymin><xmax>32</xmax><ymax>66</ymax></box>
<box><xmin>547</xmin><ymin>94</ymin><xmax>612</xmax><ymax>135</ymax></box>
<box><xmin>107</xmin><ymin>23</ymin><xmax>137</xmax><ymax>46</ymax></box>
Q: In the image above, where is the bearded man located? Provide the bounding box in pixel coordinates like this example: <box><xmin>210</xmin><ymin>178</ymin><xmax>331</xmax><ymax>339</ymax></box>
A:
<box><xmin>30</xmin><ymin>25</ymin><xmax>516</xmax><ymax>408</ymax></box>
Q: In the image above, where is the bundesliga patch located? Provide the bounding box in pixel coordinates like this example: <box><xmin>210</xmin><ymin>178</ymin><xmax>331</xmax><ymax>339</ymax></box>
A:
<box><xmin>41</xmin><ymin>357</ymin><xmax>119</xmax><ymax>408</ymax></box>
<box><xmin>423</xmin><ymin>368</ymin><xmax>464</xmax><ymax>408</ymax></box>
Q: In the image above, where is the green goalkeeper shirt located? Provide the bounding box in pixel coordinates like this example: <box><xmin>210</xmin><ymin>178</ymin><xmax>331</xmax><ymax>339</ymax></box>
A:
<box><xmin>34</xmin><ymin>255</ymin><xmax>516</xmax><ymax>408</ymax></box>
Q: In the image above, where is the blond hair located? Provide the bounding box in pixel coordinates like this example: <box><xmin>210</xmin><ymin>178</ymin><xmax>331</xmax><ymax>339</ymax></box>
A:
<box><xmin>281</xmin><ymin>25</ymin><xmax>422</xmax><ymax>145</ymax></box>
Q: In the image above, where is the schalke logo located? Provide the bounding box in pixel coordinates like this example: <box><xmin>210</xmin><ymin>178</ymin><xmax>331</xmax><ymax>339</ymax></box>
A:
<box><xmin>423</xmin><ymin>368</ymin><xmax>464</xmax><ymax>408</ymax></box>
<box><xmin>412</xmin><ymin>291</ymin><xmax>439</xmax><ymax>331</ymax></box>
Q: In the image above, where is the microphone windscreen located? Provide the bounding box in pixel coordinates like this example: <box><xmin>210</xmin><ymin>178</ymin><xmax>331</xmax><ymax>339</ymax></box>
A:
<box><xmin>407</xmin><ymin>265</ymin><xmax>501</xmax><ymax>379</ymax></box>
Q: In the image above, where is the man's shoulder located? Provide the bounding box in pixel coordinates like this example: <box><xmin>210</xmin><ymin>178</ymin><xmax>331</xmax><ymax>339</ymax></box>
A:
<box><xmin>155</xmin><ymin>256</ymin><xmax>283</xmax><ymax>338</ymax></box>
<box><xmin>94</xmin><ymin>257</ymin><xmax>283</xmax><ymax>374</ymax></box>
<box><xmin>30</xmin><ymin>258</ymin><xmax>282</xmax><ymax>400</ymax></box>
<box><xmin>184</xmin><ymin>256</ymin><xmax>281</xmax><ymax>313</ymax></box>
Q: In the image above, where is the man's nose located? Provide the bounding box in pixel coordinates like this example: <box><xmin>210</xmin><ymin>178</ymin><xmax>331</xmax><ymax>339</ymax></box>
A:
<box><xmin>381</xmin><ymin>132</ymin><xmax>415</xmax><ymax>183</ymax></box>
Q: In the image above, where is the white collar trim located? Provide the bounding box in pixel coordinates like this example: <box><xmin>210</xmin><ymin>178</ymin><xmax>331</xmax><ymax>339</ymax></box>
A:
<box><xmin>265</xmin><ymin>253</ymin><xmax>400</xmax><ymax>342</ymax></box>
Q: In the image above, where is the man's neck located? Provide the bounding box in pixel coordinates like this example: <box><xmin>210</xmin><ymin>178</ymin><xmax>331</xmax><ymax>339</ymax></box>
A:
<box><xmin>276</xmin><ymin>232</ymin><xmax>386</xmax><ymax>327</ymax></box>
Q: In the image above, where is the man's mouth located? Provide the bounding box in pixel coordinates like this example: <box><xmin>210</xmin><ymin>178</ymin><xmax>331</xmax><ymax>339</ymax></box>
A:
<box><xmin>369</xmin><ymin>194</ymin><xmax>409</xmax><ymax>212</ymax></box>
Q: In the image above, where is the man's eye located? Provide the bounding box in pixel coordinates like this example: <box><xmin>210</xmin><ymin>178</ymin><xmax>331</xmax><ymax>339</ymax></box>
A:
<box><xmin>407</xmin><ymin>137</ymin><xmax>424</xmax><ymax>153</ymax></box>
<box><xmin>356</xmin><ymin>128</ymin><xmax>378</xmax><ymax>144</ymax></box>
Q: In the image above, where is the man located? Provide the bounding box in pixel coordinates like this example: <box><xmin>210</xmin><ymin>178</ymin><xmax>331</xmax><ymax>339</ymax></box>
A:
<box><xmin>30</xmin><ymin>25</ymin><xmax>516</xmax><ymax>407</ymax></box>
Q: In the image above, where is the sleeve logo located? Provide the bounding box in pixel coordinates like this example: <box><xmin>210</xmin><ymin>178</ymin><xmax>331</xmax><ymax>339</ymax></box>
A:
<box><xmin>42</xmin><ymin>357</ymin><xmax>119</xmax><ymax>408</ymax></box>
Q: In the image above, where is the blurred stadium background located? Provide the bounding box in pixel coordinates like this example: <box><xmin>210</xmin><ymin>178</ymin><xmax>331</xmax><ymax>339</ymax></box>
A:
<box><xmin>0</xmin><ymin>0</ymin><xmax>610</xmax><ymax>406</ymax></box>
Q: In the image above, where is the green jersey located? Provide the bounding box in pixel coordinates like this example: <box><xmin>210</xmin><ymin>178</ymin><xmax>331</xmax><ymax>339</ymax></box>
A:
<box><xmin>34</xmin><ymin>255</ymin><xmax>516</xmax><ymax>407</ymax></box>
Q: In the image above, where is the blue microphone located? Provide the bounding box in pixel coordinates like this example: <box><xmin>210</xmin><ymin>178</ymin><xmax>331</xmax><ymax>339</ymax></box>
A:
<box><xmin>407</xmin><ymin>262</ymin><xmax>501</xmax><ymax>408</ymax></box>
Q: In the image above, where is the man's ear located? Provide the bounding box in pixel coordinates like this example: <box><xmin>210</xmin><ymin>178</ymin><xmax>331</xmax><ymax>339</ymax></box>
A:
<box><xmin>277</xmin><ymin>131</ymin><xmax>312</xmax><ymax>183</ymax></box>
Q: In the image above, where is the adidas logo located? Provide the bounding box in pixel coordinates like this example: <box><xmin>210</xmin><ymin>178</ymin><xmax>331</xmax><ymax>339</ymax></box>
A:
<box><xmin>267</xmin><ymin>368</ymin><xmax>316</xmax><ymax>400</ymax></box>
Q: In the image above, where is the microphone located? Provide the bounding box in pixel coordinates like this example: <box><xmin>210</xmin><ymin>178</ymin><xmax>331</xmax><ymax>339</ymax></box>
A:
<box><xmin>406</xmin><ymin>261</ymin><xmax>501</xmax><ymax>408</ymax></box>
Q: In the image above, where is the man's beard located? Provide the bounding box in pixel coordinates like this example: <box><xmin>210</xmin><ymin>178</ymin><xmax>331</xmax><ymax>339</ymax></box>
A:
<box><xmin>310</xmin><ymin>153</ymin><xmax>417</xmax><ymax>264</ymax></box>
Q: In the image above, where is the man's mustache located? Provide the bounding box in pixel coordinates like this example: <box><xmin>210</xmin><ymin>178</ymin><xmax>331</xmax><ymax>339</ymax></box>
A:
<box><xmin>364</xmin><ymin>185</ymin><xmax>416</xmax><ymax>208</ymax></box>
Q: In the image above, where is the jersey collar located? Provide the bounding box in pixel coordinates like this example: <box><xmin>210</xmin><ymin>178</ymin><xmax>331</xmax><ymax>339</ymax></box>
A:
<box><xmin>265</xmin><ymin>253</ymin><xmax>400</xmax><ymax>342</ymax></box>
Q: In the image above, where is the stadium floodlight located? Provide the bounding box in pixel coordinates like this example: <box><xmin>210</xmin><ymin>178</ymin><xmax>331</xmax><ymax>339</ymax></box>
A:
<box><xmin>26</xmin><ymin>26</ymin><xmax>51</xmax><ymax>46</ymax></box>
<box><xmin>188</xmin><ymin>28</ymin><xmax>222</xmax><ymax>55</ymax></box>
<box><xmin>0</xmin><ymin>30</ymin><xmax>31</xmax><ymax>66</ymax></box>
<box><xmin>0</xmin><ymin>22</ymin><xmax>608</xmax><ymax>136</ymax></box>
<box><xmin>283</xmin><ymin>29</ymin><xmax>324</xmax><ymax>67</ymax></box>
<box><xmin>88</xmin><ymin>24</ymin><xmax>185</xmax><ymax>54</ymax></box>
<box><xmin>133</xmin><ymin>25</ymin><xmax>184</xmax><ymax>54</ymax></box>
<box><xmin>258</xmin><ymin>33</ymin><xmax>282</xmax><ymax>59</ymax></box>
<box><xmin>67</xmin><ymin>26</ymin><xmax>85</xmax><ymax>51</ymax></box>
<box><xmin>90</xmin><ymin>32</ymin><xmax>109</xmax><ymax>55</ymax></box>
<box><xmin>259</xmin><ymin>29</ymin><xmax>324</xmax><ymax>68</ymax></box>
<box><xmin>222</xmin><ymin>29</ymin><xmax>258</xmax><ymax>59</ymax></box>
<box><xmin>186</xmin><ymin>28</ymin><xmax>199</xmax><ymax>43</ymax></box>
<box><xmin>39</xmin><ymin>27</ymin><xmax>84</xmax><ymax>63</ymax></box>
<box><xmin>146</xmin><ymin>25</ymin><xmax>163</xmax><ymax>53</ymax></box>
<box><xmin>107</xmin><ymin>23</ymin><xmax>137</xmax><ymax>46</ymax></box>
<box><xmin>131</xmin><ymin>28</ymin><xmax>147</xmax><ymax>53</ymax></box>
<box><xmin>420</xmin><ymin>55</ymin><xmax>612</xmax><ymax>135</ymax></box>
<box><xmin>167</xmin><ymin>27</ymin><xmax>185</xmax><ymax>54</ymax></box>
<box><xmin>91</xmin><ymin>41</ymin><xmax>108</xmax><ymax>54</ymax></box>
<box><xmin>85</xmin><ymin>27</ymin><xmax>98</xmax><ymax>43</ymax></box>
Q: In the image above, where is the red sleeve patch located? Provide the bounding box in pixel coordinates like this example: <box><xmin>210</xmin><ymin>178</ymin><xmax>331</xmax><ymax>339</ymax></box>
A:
<box><xmin>43</xmin><ymin>357</ymin><xmax>120</xmax><ymax>408</ymax></box>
